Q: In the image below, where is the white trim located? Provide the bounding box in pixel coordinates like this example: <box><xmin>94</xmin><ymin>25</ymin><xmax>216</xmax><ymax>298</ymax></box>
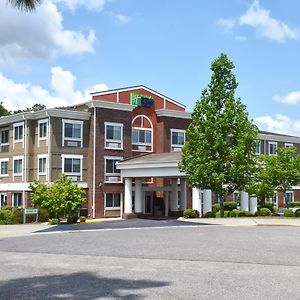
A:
<box><xmin>0</xmin><ymin>158</ymin><xmax>9</xmax><ymax>177</ymax></box>
<box><xmin>170</xmin><ymin>129</ymin><xmax>186</xmax><ymax>151</ymax></box>
<box><xmin>132</xmin><ymin>115</ymin><xmax>153</xmax><ymax>151</ymax></box>
<box><xmin>258</xmin><ymin>132</ymin><xmax>300</xmax><ymax>144</ymax></box>
<box><xmin>285</xmin><ymin>190</ymin><xmax>294</xmax><ymax>204</ymax></box>
<box><xmin>285</xmin><ymin>143</ymin><xmax>294</xmax><ymax>148</ymax></box>
<box><xmin>62</xmin><ymin>119</ymin><xmax>83</xmax><ymax>148</ymax></box>
<box><xmin>156</xmin><ymin>109</ymin><xmax>191</xmax><ymax>119</ymax></box>
<box><xmin>87</xmin><ymin>100</ymin><xmax>134</xmax><ymax>112</ymax></box>
<box><xmin>47</xmin><ymin>115</ymin><xmax>51</xmax><ymax>183</ymax></box>
<box><xmin>104</xmin><ymin>156</ymin><xmax>122</xmax><ymax>183</ymax></box>
<box><xmin>268</xmin><ymin>141</ymin><xmax>278</xmax><ymax>156</ymax></box>
<box><xmin>92</xmin><ymin>106</ymin><xmax>96</xmax><ymax>219</ymax></box>
<box><xmin>13</xmin><ymin>155</ymin><xmax>24</xmax><ymax>181</ymax></box>
<box><xmin>38</xmin><ymin>119</ymin><xmax>48</xmax><ymax>147</ymax></box>
<box><xmin>0</xmin><ymin>127</ymin><xmax>9</xmax><ymax>146</ymax></box>
<box><xmin>13</xmin><ymin>121</ymin><xmax>24</xmax><ymax>148</ymax></box>
<box><xmin>255</xmin><ymin>140</ymin><xmax>261</xmax><ymax>155</ymax></box>
<box><xmin>37</xmin><ymin>154</ymin><xmax>48</xmax><ymax>179</ymax></box>
<box><xmin>104</xmin><ymin>122</ymin><xmax>124</xmax><ymax>150</ymax></box>
<box><xmin>61</xmin><ymin>154</ymin><xmax>83</xmax><ymax>181</ymax></box>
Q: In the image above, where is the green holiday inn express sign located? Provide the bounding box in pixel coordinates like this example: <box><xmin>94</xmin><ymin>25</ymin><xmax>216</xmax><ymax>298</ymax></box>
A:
<box><xmin>130</xmin><ymin>93</ymin><xmax>154</xmax><ymax>108</ymax></box>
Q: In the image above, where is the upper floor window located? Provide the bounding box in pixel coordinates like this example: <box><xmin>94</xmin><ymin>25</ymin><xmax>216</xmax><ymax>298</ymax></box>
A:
<box><xmin>255</xmin><ymin>140</ymin><xmax>261</xmax><ymax>155</ymax></box>
<box><xmin>0</xmin><ymin>158</ymin><xmax>8</xmax><ymax>176</ymax></box>
<box><xmin>132</xmin><ymin>115</ymin><xmax>153</xmax><ymax>152</ymax></box>
<box><xmin>105</xmin><ymin>122</ymin><xmax>123</xmax><ymax>149</ymax></box>
<box><xmin>0</xmin><ymin>128</ymin><xmax>9</xmax><ymax>146</ymax></box>
<box><xmin>62</xmin><ymin>119</ymin><xmax>83</xmax><ymax>147</ymax></box>
<box><xmin>171</xmin><ymin>129</ymin><xmax>185</xmax><ymax>151</ymax></box>
<box><xmin>38</xmin><ymin>119</ymin><xmax>48</xmax><ymax>140</ymax></box>
<box><xmin>285</xmin><ymin>143</ymin><xmax>294</xmax><ymax>148</ymax></box>
<box><xmin>38</xmin><ymin>155</ymin><xmax>47</xmax><ymax>176</ymax></box>
<box><xmin>13</xmin><ymin>122</ymin><xmax>24</xmax><ymax>144</ymax></box>
<box><xmin>105</xmin><ymin>156</ymin><xmax>122</xmax><ymax>183</ymax></box>
<box><xmin>13</xmin><ymin>156</ymin><xmax>23</xmax><ymax>178</ymax></box>
<box><xmin>268</xmin><ymin>141</ymin><xmax>277</xmax><ymax>156</ymax></box>
<box><xmin>61</xmin><ymin>154</ymin><xmax>83</xmax><ymax>181</ymax></box>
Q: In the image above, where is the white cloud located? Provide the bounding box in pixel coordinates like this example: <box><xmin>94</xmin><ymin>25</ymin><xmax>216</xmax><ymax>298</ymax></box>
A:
<box><xmin>0</xmin><ymin>68</ymin><xmax>108</xmax><ymax>111</ymax></box>
<box><xmin>273</xmin><ymin>91</ymin><xmax>300</xmax><ymax>105</ymax></box>
<box><xmin>254</xmin><ymin>114</ymin><xmax>300</xmax><ymax>136</ymax></box>
<box><xmin>53</xmin><ymin>0</ymin><xmax>107</xmax><ymax>12</ymax></box>
<box><xmin>0</xmin><ymin>0</ymin><xmax>95</xmax><ymax>64</ymax></box>
<box><xmin>218</xmin><ymin>0</ymin><xmax>300</xmax><ymax>43</ymax></box>
<box><xmin>113</xmin><ymin>13</ymin><xmax>130</xmax><ymax>24</ymax></box>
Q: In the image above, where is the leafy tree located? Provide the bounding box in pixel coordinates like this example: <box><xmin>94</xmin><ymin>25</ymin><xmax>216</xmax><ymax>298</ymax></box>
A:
<box><xmin>179</xmin><ymin>53</ymin><xmax>258</xmax><ymax>217</ymax></box>
<box><xmin>13</xmin><ymin>103</ymin><xmax>46</xmax><ymax>114</ymax></box>
<box><xmin>7</xmin><ymin>0</ymin><xmax>41</xmax><ymax>11</ymax></box>
<box><xmin>30</xmin><ymin>174</ymin><xmax>85</xmax><ymax>219</ymax></box>
<box><xmin>0</xmin><ymin>102</ymin><xmax>10</xmax><ymax>117</ymax></box>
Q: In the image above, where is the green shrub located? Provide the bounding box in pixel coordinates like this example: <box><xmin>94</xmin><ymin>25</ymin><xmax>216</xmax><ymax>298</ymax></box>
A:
<box><xmin>223</xmin><ymin>202</ymin><xmax>237</xmax><ymax>211</ymax></box>
<box><xmin>49</xmin><ymin>218</ymin><xmax>60</xmax><ymax>225</ymax></box>
<box><xmin>67</xmin><ymin>215</ymin><xmax>78</xmax><ymax>224</ymax></box>
<box><xmin>12</xmin><ymin>208</ymin><xmax>23</xmax><ymax>224</ymax></box>
<box><xmin>38</xmin><ymin>208</ymin><xmax>49</xmax><ymax>222</ymax></box>
<box><xmin>0</xmin><ymin>209</ymin><xmax>13</xmax><ymax>224</ymax></box>
<box><xmin>183</xmin><ymin>209</ymin><xmax>199</xmax><ymax>219</ymax></box>
<box><xmin>202</xmin><ymin>211</ymin><xmax>216</xmax><ymax>218</ymax></box>
<box><xmin>79</xmin><ymin>216</ymin><xmax>86</xmax><ymax>222</ymax></box>
<box><xmin>258</xmin><ymin>201</ymin><xmax>274</xmax><ymax>212</ymax></box>
<box><xmin>288</xmin><ymin>201</ymin><xmax>300</xmax><ymax>208</ymax></box>
<box><xmin>294</xmin><ymin>209</ymin><xmax>300</xmax><ymax>217</ymax></box>
<box><xmin>238</xmin><ymin>211</ymin><xmax>253</xmax><ymax>217</ymax></box>
<box><xmin>284</xmin><ymin>209</ymin><xmax>295</xmax><ymax>217</ymax></box>
<box><xmin>215</xmin><ymin>210</ymin><xmax>230</xmax><ymax>218</ymax></box>
<box><xmin>233</xmin><ymin>209</ymin><xmax>240</xmax><ymax>216</ymax></box>
<box><xmin>212</xmin><ymin>204</ymin><xmax>220</xmax><ymax>213</ymax></box>
<box><xmin>258</xmin><ymin>208</ymin><xmax>272</xmax><ymax>216</ymax></box>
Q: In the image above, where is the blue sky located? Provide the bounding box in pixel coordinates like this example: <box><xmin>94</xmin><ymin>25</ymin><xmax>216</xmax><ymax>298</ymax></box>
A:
<box><xmin>1</xmin><ymin>0</ymin><xmax>300</xmax><ymax>135</ymax></box>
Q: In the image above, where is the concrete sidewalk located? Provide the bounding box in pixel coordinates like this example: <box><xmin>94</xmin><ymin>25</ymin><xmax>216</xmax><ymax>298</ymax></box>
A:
<box><xmin>179</xmin><ymin>217</ymin><xmax>300</xmax><ymax>227</ymax></box>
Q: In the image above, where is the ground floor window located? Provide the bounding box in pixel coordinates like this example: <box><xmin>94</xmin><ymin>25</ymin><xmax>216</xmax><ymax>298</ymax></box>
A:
<box><xmin>285</xmin><ymin>191</ymin><xmax>294</xmax><ymax>205</ymax></box>
<box><xmin>0</xmin><ymin>193</ymin><xmax>7</xmax><ymax>208</ymax></box>
<box><xmin>13</xmin><ymin>193</ymin><xmax>22</xmax><ymax>207</ymax></box>
<box><xmin>105</xmin><ymin>193</ymin><xmax>121</xmax><ymax>210</ymax></box>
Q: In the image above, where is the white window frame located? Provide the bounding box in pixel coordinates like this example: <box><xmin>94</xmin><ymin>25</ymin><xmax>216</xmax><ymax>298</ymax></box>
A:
<box><xmin>0</xmin><ymin>158</ymin><xmax>9</xmax><ymax>177</ymax></box>
<box><xmin>13</xmin><ymin>193</ymin><xmax>23</xmax><ymax>207</ymax></box>
<box><xmin>255</xmin><ymin>140</ymin><xmax>261</xmax><ymax>155</ymax></box>
<box><xmin>285</xmin><ymin>191</ymin><xmax>294</xmax><ymax>204</ymax></box>
<box><xmin>13</xmin><ymin>155</ymin><xmax>24</xmax><ymax>181</ymax></box>
<box><xmin>105</xmin><ymin>193</ymin><xmax>121</xmax><ymax>210</ymax></box>
<box><xmin>61</xmin><ymin>154</ymin><xmax>83</xmax><ymax>181</ymax></box>
<box><xmin>268</xmin><ymin>141</ymin><xmax>277</xmax><ymax>156</ymax></box>
<box><xmin>0</xmin><ymin>127</ymin><xmax>9</xmax><ymax>146</ymax></box>
<box><xmin>170</xmin><ymin>129</ymin><xmax>186</xmax><ymax>151</ymax></box>
<box><xmin>13</xmin><ymin>122</ymin><xmax>24</xmax><ymax>148</ymax></box>
<box><xmin>38</xmin><ymin>119</ymin><xmax>48</xmax><ymax>146</ymax></box>
<box><xmin>38</xmin><ymin>154</ymin><xmax>47</xmax><ymax>178</ymax></box>
<box><xmin>132</xmin><ymin>115</ymin><xmax>153</xmax><ymax>152</ymax></box>
<box><xmin>104</xmin><ymin>156</ymin><xmax>122</xmax><ymax>183</ymax></box>
<box><xmin>104</xmin><ymin>122</ymin><xmax>123</xmax><ymax>150</ymax></box>
<box><xmin>285</xmin><ymin>143</ymin><xmax>294</xmax><ymax>148</ymax></box>
<box><xmin>62</xmin><ymin>119</ymin><xmax>83</xmax><ymax>147</ymax></box>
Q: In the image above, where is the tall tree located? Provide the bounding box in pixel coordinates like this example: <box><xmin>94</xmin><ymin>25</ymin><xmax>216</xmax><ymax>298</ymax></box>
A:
<box><xmin>0</xmin><ymin>102</ymin><xmax>10</xmax><ymax>117</ymax></box>
<box><xmin>13</xmin><ymin>103</ymin><xmax>46</xmax><ymax>114</ymax></box>
<box><xmin>179</xmin><ymin>53</ymin><xmax>258</xmax><ymax>217</ymax></box>
<box><xmin>7</xmin><ymin>0</ymin><xmax>41</xmax><ymax>11</ymax></box>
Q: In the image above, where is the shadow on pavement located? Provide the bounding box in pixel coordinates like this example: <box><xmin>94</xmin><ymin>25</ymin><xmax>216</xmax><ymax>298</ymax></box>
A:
<box><xmin>0</xmin><ymin>272</ymin><xmax>169</xmax><ymax>299</ymax></box>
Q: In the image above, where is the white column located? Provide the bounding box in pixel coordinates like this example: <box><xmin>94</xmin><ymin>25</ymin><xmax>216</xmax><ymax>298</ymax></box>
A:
<box><xmin>179</xmin><ymin>178</ymin><xmax>187</xmax><ymax>211</ymax></box>
<box><xmin>164</xmin><ymin>191</ymin><xmax>169</xmax><ymax>217</ymax></box>
<box><xmin>171</xmin><ymin>178</ymin><xmax>178</xmax><ymax>211</ymax></box>
<box><xmin>249</xmin><ymin>196</ymin><xmax>257</xmax><ymax>214</ymax></box>
<box><xmin>124</xmin><ymin>178</ymin><xmax>133</xmax><ymax>214</ymax></box>
<box><xmin>203</xmin><ymin>189</ymin><xmax>212</xmax><ymax>214</ymax></box>
<box><xmin>135</xmin><ymin>178</ymin><xmax>142</xmax><ymax>213</ymax></box>
<box><xmin>240</xmin><ymin>191</ymin><xmax>249</xmax><ymax>211</ymax></box>
<box><xmin>192</xmin><ymin>188</ymin><xmax>202</xmax><ymax>216</ymax></box>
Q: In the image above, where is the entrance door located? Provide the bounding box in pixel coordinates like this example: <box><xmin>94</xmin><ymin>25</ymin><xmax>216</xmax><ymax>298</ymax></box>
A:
<box><xmin>0</xmin><ymin>193</ymin><xmax>7</xmax><ymax>209</ymax></box>
<box><xmin>145</xmin><ymin>192</ymin><xmax>153</xmax><ymax>215</ymax></box>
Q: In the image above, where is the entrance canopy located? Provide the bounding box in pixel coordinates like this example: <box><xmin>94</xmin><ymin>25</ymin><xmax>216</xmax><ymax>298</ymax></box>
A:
<box><xmin>116</xmin><ymin>152</ymin><xmax>185</xmax><ymax>178</ymax></box>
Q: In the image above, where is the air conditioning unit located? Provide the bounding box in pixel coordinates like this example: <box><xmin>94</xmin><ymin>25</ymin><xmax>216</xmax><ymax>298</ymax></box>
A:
<box><xmin>173</xmin><ymin>147</ymin><xmax>182</xmax><ymax>152</ymax></box>
<box><xmin>138</xmin><ymin>145</ymin><xmax>146</xmax><ymax>151</ymax></box>
<box><xmin>107</xmin><ymin>176</ymin><xmax>120</xmax><ymax>183</ymax></box>
<box><xmin>108</xmin><ymin>142</ymin><xmax>119</xmax><ymax>148</ymax></box>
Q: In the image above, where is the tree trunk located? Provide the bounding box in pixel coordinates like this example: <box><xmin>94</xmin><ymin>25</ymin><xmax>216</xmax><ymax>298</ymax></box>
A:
<box><xmin>220</xmin><ymin>195</ymin><xmax>224</xmax><ymax>218</ymax></box>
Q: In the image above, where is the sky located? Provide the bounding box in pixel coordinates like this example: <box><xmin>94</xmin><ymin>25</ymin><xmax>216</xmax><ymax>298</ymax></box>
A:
<box><xmin>1</xmin><ymin>0</ymin><xmax>300</xmax><ymax>135</ymax></box>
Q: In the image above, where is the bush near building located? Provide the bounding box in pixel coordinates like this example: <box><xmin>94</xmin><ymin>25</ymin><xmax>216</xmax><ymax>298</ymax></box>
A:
<box><xmin>223</xmin><ymin>202</ymin><xmax>237</xmax><ymax>211</ymax></box>
<box><xmin>0</xmin><ymin>209</ymin><xmax>13</xmax><ymax>224</ymax></box>
<box><xmin>284</xmin><ymin>209</ymin><xmax>295</xmax><ymax>217</ymax></box>
<box><xmin>258</xmin><ymin>208</ymin><xmax>272</xmax><ymax>216</ymax></box>
<box><xmin>294</xmin><ymin>209</ymin><xmax>300</xmax><ymax>217</ymax></box>
<box><xmin>288</xmin><ymin>201</ymin><xmax>300</xmax><ymax>208</ymax></box>
<box><xmin>183</xmin><ymin>209</ymin><xmax>199</xmax><ymax>219</ymax></box>
<box><xmin>203</xmin><ymin>211</ymin><xmax>216</xmax><ymax>218</ymax></box>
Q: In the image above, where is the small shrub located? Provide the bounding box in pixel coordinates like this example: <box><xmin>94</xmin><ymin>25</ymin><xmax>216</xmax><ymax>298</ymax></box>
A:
<box><xmin>238</xmin><ymin>211</ymin><xmax>253</xmax><ymax>217</ymax></box>
<box><xmin>67</xmin><ymin>215</ymin><xmax>78</xmax><ymax>224</ymax></box>
<box><xmin>288</xmin><ymin>201</ymin><xmax>300</xmax><ymax>208</ymax></box>
<box><xmin>258</xmin><ymin>208</ymin><xmax>272</xmax><ymax>216</ymax></box>
<box><xmin>12</xmin><ymin>208</ymin><xmax>23</xmax><ymax>224</ymax></box>
<box><xmin>215</xmin><ymin>210</ymin><xmax>230</xmax><ymax>218</ymax></box>
<box><xmin>202</xmin><ymin>211</ymin><xmax>216</xmax><ymax>218</ymax></box>
<box><xmin>38</xmin><ymin>208</ymin><xmax>49</xmax><ymax>222</ymax></box>
<box><xmin>212</xmin><ymin>204</ymin><xmax>220</xmax><ymax>213</ymax></box>
<box><xmin>183</xmin><ymin>209</ymin><xmax>199</xmax><ymax>219</ymax></box>
<box><xmin>294</xmin><ymin>209</ymin><xmax>300</xmax><ymax>217</ymax></box>
<box><xmin>228</xmin><ymin>211</ymin><xmax>237</xmax><ymax>217</ymax></box>
<box><xmin>232</xmin><ymin>209</ymin><xmax>240</xmax><ymax>216</ymax></box>
<box><xmin>49</xmin><ymin>218</ymin><xmax>60</xmax><ymax>225</ymax></box>
<box><xmin>0</xmin><ymin>209</ymin><xmax>13</xmax><ymax>224</ymax></box>
<box><xmin>79</xmin><ymin>216</ymin><xmax>86</xmax><ymax>222</ymax></box>
<box><xmin>223</xmin><ymin>202</ymin><xmax>237</xmax><ymax>211</ymax></box>
<box><xmin>258</xmin><ymin>201</ymin><xmax>274</xmax><ymax>212</ymax></box>
<box><xmin>284</xmin><ymin>209</ymin><xmax>295</xmax><ymax>218</ymax></box>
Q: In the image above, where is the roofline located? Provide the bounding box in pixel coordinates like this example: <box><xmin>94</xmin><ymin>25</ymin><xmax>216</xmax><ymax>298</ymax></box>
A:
<box><xmin>90</xmin><ymin>85</ymin><xmax>186</xmax><ymax>110</ymax></box>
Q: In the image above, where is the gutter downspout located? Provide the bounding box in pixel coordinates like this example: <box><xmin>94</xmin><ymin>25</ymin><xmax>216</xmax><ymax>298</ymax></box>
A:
<box><xmin>23</xmin><ymin>116</ymin><xmax>27</xmax><ymax>209</ymax></box>
<box><xmin>46</xmin><ymin>112</ymin><xmax>51</xmax><ymax>183</ymax></box>
<box><xmin>92</xmin><ymin>105</ymin><xmax>96</xmax><ymax>219</ymax></box>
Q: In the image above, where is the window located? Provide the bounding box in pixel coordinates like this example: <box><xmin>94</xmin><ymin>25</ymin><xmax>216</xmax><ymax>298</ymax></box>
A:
<box><xmin>62</xmin><ymin>154</ymin><xmax>83</xmax><ymax>180</ymax></box>
<box><xmin>105</xmin><ymin>193</ymin><xmax>121</xmax><ymax>209</ymax></box>
<box><xmin>1</xmin><ymin>128</ymin><xmax>9</xmax><ymax>145</ymax></box>
<box><xmin>285</xmin><ymin>191</ymin><xmax>294</xmax><ymax>205</ymax></box>
<box><xmin>0</xmin><ymin>159</ymin><xmax>8</xmax><ymax>176</ymax></box>
<box><xmin>13</xmin><ymin>122</ymin><xmax>24</xmax><ymax>143</ymax></box>
<box><xmin>62</xmin><ymin>119</ymin><xmax>83</xmax><ymax>147</ymax></box>
<box><xmin>285</xmin><ymin>143</ymin><xmax>294</xmax><ymax>148</ymax></box>
<box><xmin>171</xmin><ymin>129</ymin><xmax>185</xmax><ymax>151</ymax></box>
<box><xmin>268</xmin><ymin>142</ymin><xmax>277</xmax><ymax>156</ymax></box>
<box><xmin>105</xmin><ymin>122</ymin><xmax>123</xmax><ymax>149</ymax></box>
<box><xmin>255</xmin><ymin>140</ymin><xmax>261</xmax><ymax>155</ymax></box>
<box><xmin>132</xmin><ymin>115</ymin><xmax>153</xmax><ymax>152</ymax></box>
<box><xmin>132</xmin><ymin>128</ymin><xmax>152</xmax><ymax>144</ymax></box>
<box><xmin>38</xmin><ymin>155</ymin><xmax>47</xmax><ymax>175</ymax></box>
<box><xmin>13</xmin><ymin>193</ymin><xmax>22</xmax><ymax>207</ymax></box>
<box><xmin>38</xmin><ymin>119</ymin><xmax>48</xmax><ymax>140</ymax></box>
<box><xmin>105</xmin><ymin>157</ymin><xmax>122</xmax><ymax>182</ymax></box>
<box><xmin>13</xmin><ymin>157</ymin><xmax>23</xmax><ymax>176</ymax></box>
